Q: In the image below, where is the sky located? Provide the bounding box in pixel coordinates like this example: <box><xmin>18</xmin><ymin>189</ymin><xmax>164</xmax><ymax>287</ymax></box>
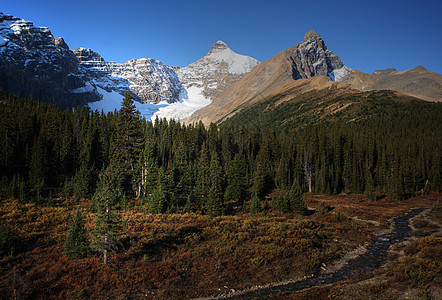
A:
<box><xmin>2</xmin><ymin>0</ymin><xmax>442</xmax><ymax>74</ymax></box>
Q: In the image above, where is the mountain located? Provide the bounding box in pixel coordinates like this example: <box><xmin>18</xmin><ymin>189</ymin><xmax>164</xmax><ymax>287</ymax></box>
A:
<box><xmin>150</xmin><ymin>40</ymin><xmax>260</xmax><ymax>121</ymax></box>
<box><xmin>187</xmin><ymin>30</ymin><xmax>351</xmax><ymax>125</ymax></box>
<box><xmin>0</xmin><ymin>13</ymin><xmax>100</xmax><ymax>108</ymax></box>
<box><xmin>1</xmin><ymin>13</ymin><xmax>440</xmax><ymax>125</ymax></box>
<box><xmin>0</xmin><ymin>13</ymin><xmax>260</xmax><ymax>121</ymax></box>
<box><xmin>178</xmin><ymin>40</ymin><xmax>260</xmax><ymax>99</ymax></box>
<box><xmin>188</xmin><ymin>30</ymin><xmax>442</xmax><ymax>125</ymax></box>
<box><xmin>73</xmin><ymin>47</ymin><xmax>182</xmax><ymax>104</ymax></box>
<box><xmin>340</xmin><ymin>66</ymin><xmax>442</xmax><ymax>101</ymax></box>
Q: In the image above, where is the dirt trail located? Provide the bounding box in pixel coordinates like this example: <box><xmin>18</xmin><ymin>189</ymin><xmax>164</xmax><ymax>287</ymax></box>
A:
<box><xmin>199</xmin><ymin>208</ymin><xmax>426</xmax><ymax>300</ymax></box>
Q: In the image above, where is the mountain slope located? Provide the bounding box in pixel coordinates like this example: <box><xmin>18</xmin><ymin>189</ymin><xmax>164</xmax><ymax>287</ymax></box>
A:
<box><xmin>187</xmin><ymin>30</ymin><xmax>350</xmax><ymax>125</ymax></box>
<box><xmin>73</xmin><ymin>47</ymin><xmax>182</xmax><ymax>104</ymax></box>
<box><xmin>151</xmin><ymin>40</ymin><xmax>260</xmax><ymax>121</ymax></box>
<box><xmin>341</xmin><ymin>66</ymin><xmax>442</xmax><ymax>101</ymax></box>
<box><xmin>221</xmin><ymin>88</ymin><xmax>430</xmax><ymax>130</ymax></box>
<box><xmin>188</xmin><ymin>31</ymin><xmax>442</xmax><ymax>126</ymax></box>
<box><xmin>0</xmin><ymin>13</ymin><xmax>100</xmax><ymax>107</ymax></box>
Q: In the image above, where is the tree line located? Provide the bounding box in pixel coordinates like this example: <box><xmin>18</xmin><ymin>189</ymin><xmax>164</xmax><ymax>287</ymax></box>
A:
<box><xmin>1</xmin><ymin>90</ymin><xmax>441</xmax><ymax>215</ymax></box>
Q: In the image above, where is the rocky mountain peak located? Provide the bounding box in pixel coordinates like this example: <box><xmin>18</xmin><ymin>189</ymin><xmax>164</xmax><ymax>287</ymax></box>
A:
<box><xmin>55</xmin><ymin>37</ymin><xmax>69</xmax><ymax>50</ymax></box>
<box><xmin>208</xmin><ymin>40</ymin><xmax>230</xmax><ymax>54</ymax></box>
<box><xmin>414</xmin><ymin>65</ymin><xmax>428</xmax><ymax>72</ymax></box>
<box><xmin>0</xmin><ymin>13</ymin><xmax>100</xmax><ymax>108</ymax></box>
<box><xmin>287</xmin><ymin>30</ymin><xmax>347</xmax><ymax>81</ymax></box>
<box><xmin>301</xmin><ymin>29</ymin><xmax>327</xmax><ymax>51</ymax></box>
<box><xmin>74</xmin><ymin>47</ymin><xmax>105</xmax><ymax>64</ymax></box>
<box><xmin>303</xmin><ymin>29</ymin><xmax>321</xmax><ymax>41</ymax></box>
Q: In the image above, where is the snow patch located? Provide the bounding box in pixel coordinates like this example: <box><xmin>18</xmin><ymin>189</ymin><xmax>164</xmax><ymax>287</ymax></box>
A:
<box><xmin>151</xmin><ymin>86</ymin><xmax>212</xmax><ymax>122</ymax></box>
<box><xmin>72</xmin><ymin>82</ymin><xmax>95</xmax><ymax>94</ymax></box>
<box><xmin>90</xmin><ymin>87</ymin><xmax>168</xmax><ymax>120</ymax></box>
<box><xmin>329</xmin><ymin>66</ymin><xmax>352</xmax><ymax>82</ymax></box>
<box><xmin>207</xmin><ymin>46</ymin><xmax>259</xmax><ymax>74</ymax></box>
<box><xmin>91</xmin><ymin>86</ymin><xmax>209</xmax><ymax>123</ymax></box>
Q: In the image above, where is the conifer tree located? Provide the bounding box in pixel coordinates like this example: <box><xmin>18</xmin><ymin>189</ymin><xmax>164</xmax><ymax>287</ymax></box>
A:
<box><xmin>365</xmin><ymin>171</ymin><xmax>376</xmax><ymax>201</ymax></box>
<box><xmin>149</xmin><ymin>188</ymin><xmax>161</xmax><ymax>214</ymax></box>
<box><xmin>286</xmin><ymin>181</ymin><xmax>305</xmax><ymax>214</ymax></box>
<box><xmin>224</xmin><ymin>154</ymin><xmax>247</xmax><ymax>204</ymax></box>
<box><xmin>64</xmin><ymin>208</ymin><xmax>91</xmax><ymax>259</ymax></box>
<box><xmin>250</xmin><ymin>190</ymin><xmax>261</xmax><ymax>214</ymax></box>
<box><xmin>193</xmin><ymin>144</ymin><xmax>210</xmax><ymax>204</ymax></box>
<box><xmin>91</xmin><ymin>168</ymin><xmax>122</xmax><ymax>264</ymax></box>
<box><xmin>206</xmin><ymin>185</ymin><xmax>222</xmax><ymax>217</ymax></box>
<box><xmin>209</xmin><ymin>151</ymin><xmax>223</xmax><ymax>198</ymax></box>
<box><xmin>110</xmin><ymin>92</ymin><xmax>143</xmax><ymax>197</ymax></box>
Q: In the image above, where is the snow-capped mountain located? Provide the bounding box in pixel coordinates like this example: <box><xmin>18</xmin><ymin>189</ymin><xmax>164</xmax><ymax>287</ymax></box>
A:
<box><xmin>82</xmin><ymin>40</ymin><xmax>260</xmax><ymax>122</ymax></box>
<box><xmin>152</xmin><ymin>40</ymin><xmax>260</xmax><ymax>121</ymax></box>
<box><xmin>0</xmin><ymin>13</ymin><xmax>261</xmax><ymax>121</ymax></box>
<box><xmin>73</xmin><ymin>47</ymin><xmax>182</xmax><ymax>104</ymax></box>
<box><xmin>178</xmin><ymin>40</ymin><xmax>259</xmax><ymax>97</ymax></box>
<box><xmin>188</xmin><ymin>30</ymin><xmax>355</xmax><ymax>125</ymax></box>
<box><xmin>0</xmin><ymin>12</ymin><xmax>100</xmax><ymax>108</ymax></box>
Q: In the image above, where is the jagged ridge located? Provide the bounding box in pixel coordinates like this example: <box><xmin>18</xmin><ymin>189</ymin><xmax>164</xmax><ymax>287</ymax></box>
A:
<box><xmin>0</xmin><ymin>13</ymin><xmax>100</xmax><ymax>107</ymax></box>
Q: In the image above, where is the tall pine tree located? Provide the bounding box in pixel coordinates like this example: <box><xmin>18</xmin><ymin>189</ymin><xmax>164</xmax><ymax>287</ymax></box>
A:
<box><xmin>110</xmin><ymin>92</ymin><xmax>144</xmax><ymax>197</ymax></box>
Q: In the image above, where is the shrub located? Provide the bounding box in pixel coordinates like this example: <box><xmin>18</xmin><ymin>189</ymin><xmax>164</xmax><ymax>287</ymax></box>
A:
<box><xmin>0</xmin><ymin>224</ymin><xmax>18</xmax><ymax>256</ymax></box>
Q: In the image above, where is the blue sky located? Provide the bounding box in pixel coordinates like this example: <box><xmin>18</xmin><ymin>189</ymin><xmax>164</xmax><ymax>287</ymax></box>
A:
<box><xmin>3</xmin><ymin>0</ymin><xmax>442</xmax><ymax>73</ymax></box>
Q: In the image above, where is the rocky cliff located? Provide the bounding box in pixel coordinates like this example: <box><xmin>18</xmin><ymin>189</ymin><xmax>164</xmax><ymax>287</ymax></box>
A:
<box><xmin>73</xmin><ymin>47</ymin><xmax>182</xmax><ymax>104</ymax></box>
<box><xmin>289</xmin><ymin>30</ymin><xmax>351</xmax><ymax>81</ymax></box>
<box><xmin>187</xmin><ymin>30</ymin><xmax>352</xmax><ymax>125</ymax></box>
<box><xmin>0</xmin><ymin>13</ymin><xmax>100</xmax><ymax>108</ymax></box>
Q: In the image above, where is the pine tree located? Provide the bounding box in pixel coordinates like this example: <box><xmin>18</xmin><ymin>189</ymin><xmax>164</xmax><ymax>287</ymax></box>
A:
<box><xmin>64</xmin><ymin>208</ymin><xmax>91</xmax><ymax>259</ymax></box>
<box><xmin>365</xmin><ymin>171</ymin><xmax>376</xmax><ymax>201</ymax></box>
<box><xmin>149</xmin><ymin>188</ymin><xmax>161</xmax><ymax>214</ymax></box>
<box><xmin>206</xmin><ymin>185</ymin><xmax>222</xmax><ymax>217</ymax></box>
<box><xmin>91</xmin><ymin>168</ymin><xmax>122</xmax><ymax>264</ymax></box>
<box><xmin>286</xmin><ymin>181</ymin><xmax>305</xmax><ymax>215</ymax></box>
<box><xmin>275</xmin><ymin>155</ymin><xmax>291</xmax><ymax>190</ymax></box>
<box><xmin>224</xmin><ymin>154</ymin><xmax>247</xmax><ymax>204</ymax></box>
<box><xmin>209</xmin><ymin>151</ymin><xmax>223</xmax><ymax>199</ymax></box>
<box><xmin>109</xmin><ymin>92</ymin><xmax>144</xmax><ymax>197</ymax></box>
<box><xmin>254</xmin><ymin>144</ymin><xmax>274</xmax><ymax>197</ymax></box>
<box><xmin>193</xmin><ymin>144</ymin><xmax>210</xmax><ymax>205</ymax></box>
<box><xmin>250</xmin><ymin>190</ymin><xmax>261</xmax><ymax>214</ymax></box>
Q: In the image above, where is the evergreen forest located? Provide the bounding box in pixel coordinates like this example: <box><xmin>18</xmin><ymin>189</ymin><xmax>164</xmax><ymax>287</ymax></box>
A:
<box><xmin>0</xmin><ymin>89</ymin><xmax>441</xmax><ymax>299</ymax></box>
<box><xmin>1</xmin><ymin>90</ymin><xmax>441</xmax><ymax>213</ymax></box>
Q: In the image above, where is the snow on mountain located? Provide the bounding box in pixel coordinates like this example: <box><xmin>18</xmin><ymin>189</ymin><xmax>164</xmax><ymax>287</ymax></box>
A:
<box><xmin>90</xmin><ymin>87</ymin><xmax>168</xmax><ymax>119</ymax></box>
<box><xmin>204</xmin><ymin>40</ymin><xmax>260</xmax><ymax>74</ymax></box>
<box><xmin>87</xmin><ymin>40</ymin><xmax>260</xmax><ymax>122</ymax></box>
<box><xmin>74</xmin><ymin>48</ymin><xmax>182</xmax><ymax>104</ymax></box>
<box><xmin>329</xmin><ymin>66</ymin><xmax>352</xmax><ymax>82</ymax></box>
<box><xmin>0</xmin><ymin>13</ymin><xmax>100</xmax><ymax>107</ymax></box>
<box><xmin>151</xmin><ymin>86</ymin><xmax>212</xmax><ymax>122</ymax></box>
<box><xmin>0</xmin><ymin>13</ymin><xmax>261</xmax><ymax>121</ymax></box>
<box><xmin>177</xmin><ymin>40</ymin><xmax>260</xmax><ymax>99</ymax></box>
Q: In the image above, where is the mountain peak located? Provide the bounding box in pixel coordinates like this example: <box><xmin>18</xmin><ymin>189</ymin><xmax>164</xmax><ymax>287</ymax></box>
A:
<box><xmin>208</xmin><ymin>40</ymin><xmax>230</xmax><ymax>54</ymax></box>
<box><xmin>414</xmin><ymin>65</ymin><xmax>428</xmax><ymax>72</ymax></box>
<box><xmin>304</xmin><ymin>29</ymin><xmax>321</xmax><ymax>41</ymax></box>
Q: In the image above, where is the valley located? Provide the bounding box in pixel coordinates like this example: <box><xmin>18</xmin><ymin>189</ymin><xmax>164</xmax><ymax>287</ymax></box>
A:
<box><xmin>0</xmin><ymin>10</ymin><xmax>441</xmax><ymax>300</ymax></box>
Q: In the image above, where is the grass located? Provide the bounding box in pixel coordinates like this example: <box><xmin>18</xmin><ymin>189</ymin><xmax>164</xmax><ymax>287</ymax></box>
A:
<box><xmin>0</xmin><ymin>192</ymin><xmax>438</xmax><ymax>299</ymax></box>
